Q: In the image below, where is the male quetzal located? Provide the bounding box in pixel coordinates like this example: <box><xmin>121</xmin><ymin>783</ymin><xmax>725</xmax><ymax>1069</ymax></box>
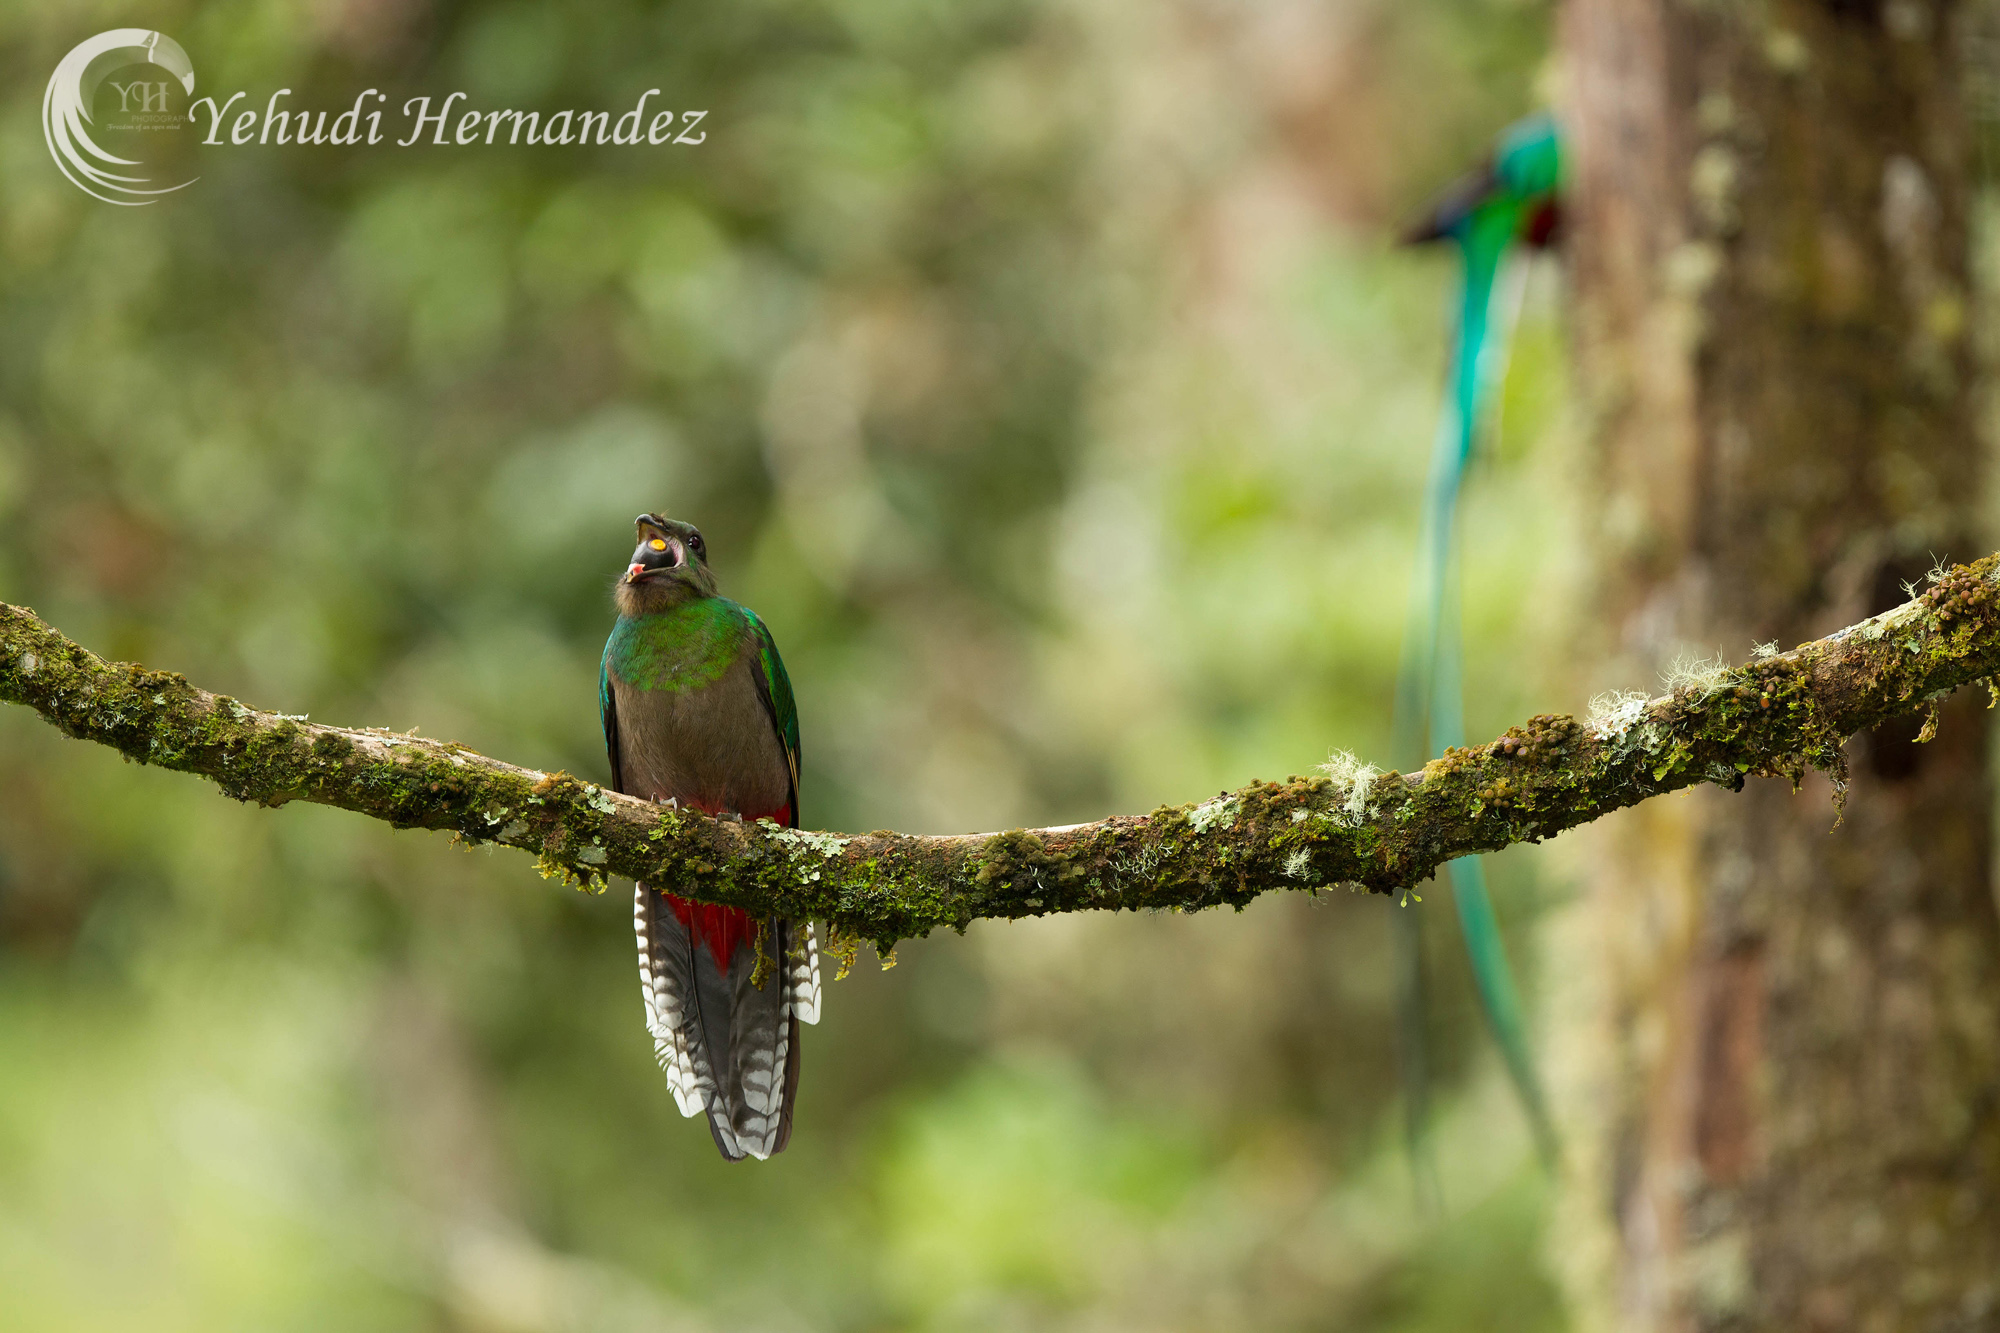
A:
<box><xmin>600</xmin><ymin>514</ymin><xmax>820</xmax><ymax>1161</ymax></box>
<box><xmin>1392</xmin><ymin>113</ymin><xmax>1561</xmax><ymax>1168</ymax></box>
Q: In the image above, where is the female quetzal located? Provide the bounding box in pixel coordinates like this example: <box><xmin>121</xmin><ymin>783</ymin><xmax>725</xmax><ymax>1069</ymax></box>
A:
<box><xmin>601</xmin><ymin>514</ymin><xmax>821</xmax><ymax>1161</ymax></box>
<box><xmin>1392</xmin><ymin>113</ymin><xmax>1561</xmax><ymax>1167</ymax></box>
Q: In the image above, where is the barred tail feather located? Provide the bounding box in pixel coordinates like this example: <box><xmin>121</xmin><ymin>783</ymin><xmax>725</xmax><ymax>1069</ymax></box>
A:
<box><xmin>790</xmin><ymin>922</ymin><xmax>822</xmax><ymax>1025</ymax></box>
<box><xmin>634</xmin><ymin>882</ymin><xmax>718</xmax><ymax>1121</ymax></box>
<box><xmin>721</xmin><ymin>919</ymin><xmax>790</xmax><ymax>1158</ymax></box>
<box><xmin>633</xmin><ymin>885</ymin><xmax>807</xmax><ymax>1161</ymax></box>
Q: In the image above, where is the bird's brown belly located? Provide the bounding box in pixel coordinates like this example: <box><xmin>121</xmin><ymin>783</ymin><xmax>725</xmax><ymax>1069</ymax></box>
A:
<box><xmin>611</xmin><ymin>658</ymin><xmax>791</xmax><ymax>820</ymax></box>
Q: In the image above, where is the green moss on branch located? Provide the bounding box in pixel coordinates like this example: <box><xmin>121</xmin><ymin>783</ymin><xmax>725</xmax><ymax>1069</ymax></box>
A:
<box><xmin>7</xmin><ymin>553</ymin><xmax>2000</xmax><ymax>948</ymax></box>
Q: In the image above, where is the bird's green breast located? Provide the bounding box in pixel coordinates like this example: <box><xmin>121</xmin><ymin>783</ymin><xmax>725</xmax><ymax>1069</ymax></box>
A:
<box><xmin>606</xmin><ymin>599</ymin><xmax>748</xmax><ymax>693</ymax></box>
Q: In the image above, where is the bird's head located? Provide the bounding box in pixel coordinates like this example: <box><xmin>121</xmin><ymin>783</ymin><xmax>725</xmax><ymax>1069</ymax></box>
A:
<box><xmin>615</xmin><ymin>513</ymin><xmax>718</xmax><ymax>614</ymax></box>
<box><xmin>1400</xmin><ymin>112</ymin><xmax>1562</xmax><ymax>251</ymax></box>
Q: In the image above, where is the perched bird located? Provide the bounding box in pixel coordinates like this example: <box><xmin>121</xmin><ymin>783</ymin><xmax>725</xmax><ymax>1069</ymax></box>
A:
<box><xmin>600</xmin><ymin>514</ymin><xmax>820</xmax><ymax>1161</ymax></box>
<box><xmin>1391</xmin><ymin>113</ymin><xmax>1562</xmax><ymax>1173</ymax></box>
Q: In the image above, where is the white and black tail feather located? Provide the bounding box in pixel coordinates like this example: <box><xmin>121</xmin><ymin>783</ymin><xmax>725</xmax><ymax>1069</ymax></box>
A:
<box><xmin>790</xmin><ymin>921</ymin><xmax>822</xmax><ymax>1024</ymax></box>
<box><xmin>634</xmin><ymin>883</ymin><xmax>715</xmax><ymax>1121</ymax></box>
<box><xmin>634</xmin><ymin>884</ymin><xmax>821</xmax><ymax>1161</ymax></box>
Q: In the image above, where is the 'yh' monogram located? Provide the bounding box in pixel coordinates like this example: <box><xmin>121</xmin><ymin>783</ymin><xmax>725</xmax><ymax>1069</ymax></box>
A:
<box><xmin>109</xmin><ymin>80</ymin><xmax>173</xmax><ymax>113</ymax></box>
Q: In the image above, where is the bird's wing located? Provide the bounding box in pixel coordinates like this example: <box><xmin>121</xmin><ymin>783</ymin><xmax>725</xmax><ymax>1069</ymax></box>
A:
<box><xmin>740</xmin><ymin>606</ymin><xmax>800</xmax><ymax>825</ymax></box>
<box><xmin>599</xmin><ymin>632</ymin><xmax>625</xmax><ymax>794</ymax></box>
<box><xmin>1400</xmin><ymin>160</ymin><xmax>1500</xmax><ymax>245</ymax></box>
<box><xmin>738</xmin><ymin>607</ymin><xmax>819</xmax><ymax>1025</ymax></box>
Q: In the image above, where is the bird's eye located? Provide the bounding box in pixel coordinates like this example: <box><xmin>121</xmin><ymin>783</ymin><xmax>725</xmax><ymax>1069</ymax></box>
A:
<box><xmin>649</xmin><ymin>538</ymin><xmax>667</xmax><ymax>551</ymax></box>
<box><xmin>689</xmin><ymin>535</ymin><xmax>705</xmax><ymax>554</ymax></box>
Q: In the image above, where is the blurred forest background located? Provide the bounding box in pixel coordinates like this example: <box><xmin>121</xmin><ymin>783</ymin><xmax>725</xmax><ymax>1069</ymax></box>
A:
<box><xmin>0</xmin><ymin>0</ymin><xmax>1587</xmax><ymax>1328</ymax></box>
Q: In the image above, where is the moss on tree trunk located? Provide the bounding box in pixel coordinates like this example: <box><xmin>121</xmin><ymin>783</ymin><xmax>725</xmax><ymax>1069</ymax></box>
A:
<box><xmin>1559</xmin><ymin>0</ymin><xmax>2000</xmax><ymax>1324</ymax></box>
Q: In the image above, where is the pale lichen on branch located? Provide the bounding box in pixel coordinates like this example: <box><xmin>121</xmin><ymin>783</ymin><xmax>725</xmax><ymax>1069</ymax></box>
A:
<box><xmin>5</xmin><ymin>552</ymin><xmax>2000</xmax><ymax>948</ymax></box>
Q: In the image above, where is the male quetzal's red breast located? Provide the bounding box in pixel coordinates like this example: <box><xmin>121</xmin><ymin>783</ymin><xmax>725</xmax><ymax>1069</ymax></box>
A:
<box><xmin>600</xmin><ymin>514</ymin><xmax>819</xmax><ymax>1161</ymax></box>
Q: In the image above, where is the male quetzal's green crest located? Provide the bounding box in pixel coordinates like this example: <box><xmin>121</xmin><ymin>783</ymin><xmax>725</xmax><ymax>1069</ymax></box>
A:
<box><xmin>1391</xmin><ymin>113</ymin><xmax>1563</xmax><ymax>1171</ymax></box>
<box><xmin>600</xmin><ymin>513</ymin><xmax>818</xmax><ymax>1161</ymax></box>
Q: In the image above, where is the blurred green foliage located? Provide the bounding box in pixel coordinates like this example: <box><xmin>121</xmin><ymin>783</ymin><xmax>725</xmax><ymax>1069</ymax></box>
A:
<box><xmin>0</xmin><ymin>0</ymin><xmax>1571</xmax><ymax>1327</ymax></box>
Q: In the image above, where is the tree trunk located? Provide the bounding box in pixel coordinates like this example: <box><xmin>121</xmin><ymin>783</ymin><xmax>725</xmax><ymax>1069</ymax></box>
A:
<box><xmin>1558</xmin><ymin>0</ymin><xmax>2000</xmax><ymax>1327</ymax></box>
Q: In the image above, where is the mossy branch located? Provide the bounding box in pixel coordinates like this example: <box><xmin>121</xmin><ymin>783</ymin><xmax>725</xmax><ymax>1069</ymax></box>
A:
<box><xmin>6</xmin><ymin>555</ymin><xmax>2000</xmax><ymax>948</ymax></box>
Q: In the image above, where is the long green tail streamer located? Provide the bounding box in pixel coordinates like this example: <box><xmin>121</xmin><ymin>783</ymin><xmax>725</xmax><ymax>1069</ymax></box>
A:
<box><xmin>1388</xmin><ymin>113</ymin><xmax>1563</xmax><ymax>1179</ymax></box>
